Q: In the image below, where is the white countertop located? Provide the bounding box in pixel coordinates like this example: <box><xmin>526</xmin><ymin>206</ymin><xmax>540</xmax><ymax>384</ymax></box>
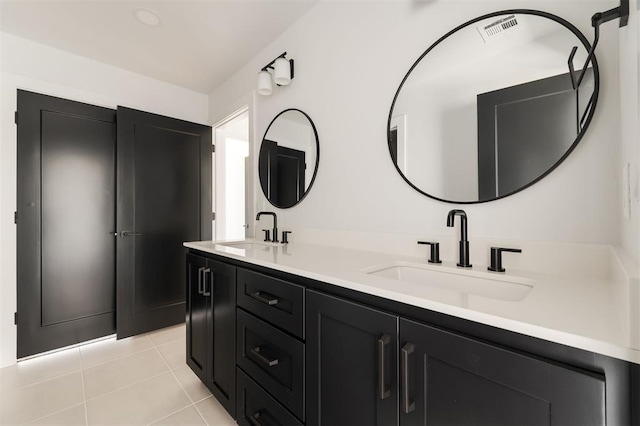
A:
<box><xmin>184</xmin><ymin>239</ymin><xmax>640</xmax><ymax>364</ymax></box>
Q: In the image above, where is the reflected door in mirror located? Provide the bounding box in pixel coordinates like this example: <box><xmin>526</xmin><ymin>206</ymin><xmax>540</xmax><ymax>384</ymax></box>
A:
<box><xmin>259</xmin><ymin>140</ymin><xmax>306</xmax><ymax>208</ymax></box>
<box><xmin>477</xmin><ymin>69</ymin><xmax>594</xmax><ymax>200</ymax></box>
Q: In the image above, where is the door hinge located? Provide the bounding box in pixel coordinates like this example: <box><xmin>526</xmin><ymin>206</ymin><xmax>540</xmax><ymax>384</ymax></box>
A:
<box><xmin>211</xmin><ymin>212</ymin><xmax>216</xmax><ymax>221</ymax></box>
<box><xmin>14</xmin><ymin>312</ymin><xmax>17</xmax><ymax>325</ymax></box>
<box><xmin>14</xmin><ymin>211</ymin><xmax>17</xmax><ymax>224</ymax></box>
<box><xmin>212</xmin><ymin>145</ymin><xmax>215</xmax><ymax>153</ymax></box>
<box><xmin>14</xmin><ymin>111</ymin><xmax>18</xmax><ymax>125</ymax></box>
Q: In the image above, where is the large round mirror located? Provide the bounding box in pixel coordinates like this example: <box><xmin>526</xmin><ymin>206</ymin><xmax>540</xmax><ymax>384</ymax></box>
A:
<box><xmin>259</xmin><ymin>109</ymin><xmax>320</xmax><ymax>208</ymax></box>
<box><xmin>388</xmin><ymin>10</ymin><xmax>598</xmax><ymax>203</ymax></box>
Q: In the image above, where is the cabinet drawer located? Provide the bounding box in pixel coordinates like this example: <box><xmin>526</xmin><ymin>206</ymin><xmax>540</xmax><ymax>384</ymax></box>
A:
<box><xmin>237</xmin><ymin>309</ymin><xmax>304</xmax><ymax>420</ymax></box>
<box><xmin>237</xmin><ymin>368</ymin><xmax>303</xmax><ymax>426</ymax></box>
<box><xmin>237</xmin><ymin>268</ymin><xmax>305</xmax><ymax>339</ymax></box>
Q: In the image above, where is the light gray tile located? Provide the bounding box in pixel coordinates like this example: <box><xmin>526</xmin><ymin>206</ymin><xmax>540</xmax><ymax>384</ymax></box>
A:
<box><xmin>0</xmin><ymin>372</ymin><xmax>84</xmax><ymax>424</ymax></box>
<box><xmin>173</xmin><ymin>366</ymin><xmax>212</xmax><ymax>403</ymax></box>
<box><xmin>83</xmin><ymin>348</ymin><xmax>169</xmax><ymax>400</ymax></box>
<box><xmin>157</xmin><ymin>339</ymin><xmax>186</xmax><ymax>370</ymax></box>
<box><xmin>147</xmin><ymin>324</ymin><xmax>185</xmax><ymax>347</ymax></box>
<box><xmin>27</xmin><ymin>403</ymin><xmax>86</xmax><ymax>425</ymax></box>
<box><xmin>0</xmin><ymin>347</ymin><xmax>81</xmax><ymax>392</ymax></box>
<box><xmin>80</xmin><ymin>335</ymin><xmax>153</xmax><ymax>368</ymax></box>
<box><xmin>151</xmin><ymin>406</ymin><xmax>205</xmax><ymax>426</ymax></box>
<box><xmin>195</xmin><ymin>396</ymin><xmax>235</xmax><ymax>426</ymax></box>
<box><xmin>85</xmin><ymin>372</ymin><xmax>190</xmax><ymax>425</ymax></box>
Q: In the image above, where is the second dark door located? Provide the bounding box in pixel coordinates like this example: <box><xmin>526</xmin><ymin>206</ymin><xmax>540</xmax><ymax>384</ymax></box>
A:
<box><xmin>116</xmin><ymin>107</ymin><xmax>212</xmax><ymax>339</ymax></box>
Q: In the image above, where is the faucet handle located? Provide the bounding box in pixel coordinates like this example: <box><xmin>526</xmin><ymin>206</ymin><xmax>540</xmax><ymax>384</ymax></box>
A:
<box><xmin>262</xmin><ymin>229</ymin><xmax>271</xmax><ymax>242</ymax></box>
<box><xmin>488</xmin><ymin>247</ymin><xmax>522</xmax><ymax>272</ymax></box>
<box><xmin>417</xmin><ymin>241</ymin><xmax>442</xmax><ymax>264</ymax></box>
<box><xmin>282</xmin><ymin>231</ymin><xmax>292</xmax><ymax>244</ymax></box>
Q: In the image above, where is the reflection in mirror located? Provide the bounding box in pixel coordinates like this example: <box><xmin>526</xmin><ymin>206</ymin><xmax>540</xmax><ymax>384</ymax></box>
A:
<box><xmin>389</xmin><ymin>11</ymin><xmax>598</xmax><ymax>203</ymax></box>
<box><xmin>259</xmin><ymin>109</ymin><xmax>319</xmax><ymax>208</ymax></box>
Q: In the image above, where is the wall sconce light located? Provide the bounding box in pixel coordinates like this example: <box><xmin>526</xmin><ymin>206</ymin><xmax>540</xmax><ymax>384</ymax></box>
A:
<box><xmin>257</xmin><ymin>52</ymin><xmax>294</xmax><ymax>96</ymax></box>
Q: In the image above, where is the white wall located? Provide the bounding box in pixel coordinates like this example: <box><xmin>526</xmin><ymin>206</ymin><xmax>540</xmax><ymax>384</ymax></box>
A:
<box><xmin>210</xmin><ymin>0</ymin><xmax>623</xmax><ymax>248</ymax></box>
<box><xmin>0</xmin><ymin>32</ymin><xmax>209</xmax><ymax>367</ymax></box>
<box><xmin>618</xmin><ymin>0</ymin><xmax>640</xmax><ymax>266</ymax></box>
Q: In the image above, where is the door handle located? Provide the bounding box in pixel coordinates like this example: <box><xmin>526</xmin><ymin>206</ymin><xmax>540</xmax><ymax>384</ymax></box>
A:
<box><xmin>121</xmin><ymin>231</ymin><xmax>141</xmax><ymax>237</ymax></box>
<box><xmin>197</xmin><ymin>267</ymin><xmax>205</xmax><ymax>295</ymax></box>
<box><xmin>250</xmin><ymin>346</ymin><xmax>279</xmax><ymax>367</ymax></box>
<box><xmin>401</xmin><ymin>342</ymin><xmax>415</xmax><ymax>414</ymax></box>
<box><xmin>378</xmin><ymin>334</ymin><xmax>391</xmax><ymax>400</ymax></box>
<box><xmin>249</xmin><ymin>291</ymin><xmax>279</xmax><ymax>306</ymax></box>
<box><xmin>202</xmin><ymin>268</ymin><xmax>211</xmax><ymax>296</ymax></box>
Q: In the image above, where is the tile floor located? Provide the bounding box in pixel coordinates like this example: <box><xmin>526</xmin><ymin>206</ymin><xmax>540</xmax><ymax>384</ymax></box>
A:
<box><xmin>0</xmin><ymin>324</ymin><xmax>236</xmax><ymax>425</ymax></box>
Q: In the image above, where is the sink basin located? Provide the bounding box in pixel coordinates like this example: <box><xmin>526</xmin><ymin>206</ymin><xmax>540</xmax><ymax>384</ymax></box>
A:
<box><xmin>217</xmin><ymin>241</ymin><xmax>278</xmax><ymax>250</ymax></box>
<box><xmin>362</xmin><ymin>261</ymin><xmax>534</xmax><ymax>302</ymax></box>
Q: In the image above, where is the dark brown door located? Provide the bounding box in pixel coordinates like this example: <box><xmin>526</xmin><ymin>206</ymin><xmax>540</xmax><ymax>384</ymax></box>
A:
<box><xmin>16</xmin><ymin>90</ymin><xmax>117</xmax><ymax>358</ymax></box>
<box><xmin>116</xmin><ymin>107</ymin><xmax>211</xmax><ymax>338</ymax></box>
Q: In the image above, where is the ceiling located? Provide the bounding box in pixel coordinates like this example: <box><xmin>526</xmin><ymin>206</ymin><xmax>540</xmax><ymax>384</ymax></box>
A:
<box><xmin>0</xmin><ymin>0</ymin><xmax>318</xmax><ymax>94</ymax></box>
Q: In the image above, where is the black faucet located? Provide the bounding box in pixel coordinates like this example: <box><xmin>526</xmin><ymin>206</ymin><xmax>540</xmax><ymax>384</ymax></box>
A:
<box><xmin>256</xmin><ymin>211</ymin><xmax>278</xmax><ymax>243</ymax></box>
<box><xmin>447</xmin><ymin>209</ymin><xmax>471</xmax><ymax>268</ymax></box>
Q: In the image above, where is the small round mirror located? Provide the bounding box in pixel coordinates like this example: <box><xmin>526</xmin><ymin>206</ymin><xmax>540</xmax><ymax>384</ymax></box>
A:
<box><xmin>388</xmin><ymin>10</ymin><xmax>598</xmax><ymax>203</ymax></box>
<box><xmin>259</xmin><ymin>109</ymin><xmax>320</xmax><ymax>208</ymax></box>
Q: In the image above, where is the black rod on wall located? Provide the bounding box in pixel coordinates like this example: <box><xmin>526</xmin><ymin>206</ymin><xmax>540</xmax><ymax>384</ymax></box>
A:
<box><xmin>568</xmin><ymin>0</ymin><xmax>629</xmax><ymax>89</ymax></box>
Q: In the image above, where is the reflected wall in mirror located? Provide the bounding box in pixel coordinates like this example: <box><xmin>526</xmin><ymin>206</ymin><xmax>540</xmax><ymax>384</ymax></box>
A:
<box><xmin>259</xmin><ymin>109</ymin><xmax>319</xmax><ymax>208</ymax></box>
<box><xmin>388</xmin><ymin>10</ymin><xmax>599</xmax><ymax>203</ymax></box>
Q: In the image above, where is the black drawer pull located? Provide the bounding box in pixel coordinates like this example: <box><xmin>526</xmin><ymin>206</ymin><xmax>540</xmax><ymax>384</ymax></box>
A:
<box><xmin>378</xmin><ymin>334</ymin><xmax>391</xmax><ymax>400</ymax></box>
<box><xmin>250</xmin><ymin>346</ymin><xmax>279</xmax><ymax>367</ymax></box>
<box><xmin>202</xmin><ymin>268</ymin><xmax>211</xmax><ymax>297</ymax></box>
<box><xmin>248</xmin><ymin>410</ymin><xmax>276</xmax><ymax>426</ymax></box>
<box><xmin>250</xmin><ymin>291</ymin><xmax>279</xmax><ymax>306</ymax></box>
<box><xmin>401</xmin><ymin>342</ymin><xmax>415</xmax><ymax>413</ymax></box>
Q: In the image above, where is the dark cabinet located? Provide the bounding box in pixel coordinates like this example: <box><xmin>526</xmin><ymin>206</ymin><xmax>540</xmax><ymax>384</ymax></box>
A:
<box><xmin>306</xmin><ymin>289</ymin><xmax>399</xmax><ymax>426</ymax></box>
<box><xmin>187</xmin><ymin>251</ymin><xmax>635</xmax><ymax>426</ymax></box>
<box><xmin>186</xmin><ymin>254</ymin><xmax>208</xmax><ymax>382</ymax></box>
<box><xmin>399</xmin><ymin>318</ymin><xmax>605</xmax><ymax>426</ymax></box>
<box><xmin>186</xmin><ymin>254</ymin><xmax>236</xmax><ymax>417</ymax></box>
<box><xmin>237</xmin><ymin>368</ymin><xmax>303</xmax><ymax>426</ymax></box>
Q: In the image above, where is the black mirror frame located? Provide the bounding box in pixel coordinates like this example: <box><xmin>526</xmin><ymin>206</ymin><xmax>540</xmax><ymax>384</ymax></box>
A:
<box><xmin>387</xmin><ymin>9</ymin><xmax>600</xmax><ymax>204</ymax></box>
<box><xmin>260</xmin><ymin>108</ymin><xmax>320</xmax><ymax>209</ymax></box>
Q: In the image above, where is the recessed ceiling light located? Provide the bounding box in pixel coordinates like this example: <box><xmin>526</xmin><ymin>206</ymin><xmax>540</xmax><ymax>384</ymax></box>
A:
<box><xmin>134</xmin><ymin>8</ymin><xmax>161</xmax><ymax>27</ymax></box>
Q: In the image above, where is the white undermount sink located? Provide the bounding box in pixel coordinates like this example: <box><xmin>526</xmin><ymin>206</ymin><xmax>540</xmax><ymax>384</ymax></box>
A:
<box><xmin>362</xmin><ymin>261</ymin><xmax>534</xmax><ymax>302</ymax></box>
<box><xmin>217</xmin><ymin>241</ymin><xmax>278</xmax><ymax>250</ymax></box>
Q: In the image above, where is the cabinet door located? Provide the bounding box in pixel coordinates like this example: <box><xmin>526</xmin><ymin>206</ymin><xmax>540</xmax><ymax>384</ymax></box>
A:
<box><xmin>399</xmin><ymin>318</ymin><xmax>605</xmax><ymax>426</ymax></box>
<box><xmin>186</xmin><ymin>254</ymin><xmax>208</xmax><ymax>383</ymax></box>
<box><xmin>205</xmin><ymin>259</ymin><xmax>237</xmax><ymax>418</ymax></box>
<box><xmin>306</xmin><ymin>290</ymin><xmax>398</xmax><ymax>426</ymax></box>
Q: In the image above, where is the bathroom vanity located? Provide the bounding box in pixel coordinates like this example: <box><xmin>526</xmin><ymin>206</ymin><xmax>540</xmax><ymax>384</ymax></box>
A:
<box><xmin>184</xmin><ymin>239</ymin><xmax>639</xmax><ymax>426</ymax></box>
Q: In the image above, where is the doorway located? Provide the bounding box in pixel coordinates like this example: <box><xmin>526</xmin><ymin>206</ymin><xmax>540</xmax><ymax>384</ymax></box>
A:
<box><xmin>214</xmin><ymin>109</ymin><xmax>250</xmax><ymax>241</ymax></box>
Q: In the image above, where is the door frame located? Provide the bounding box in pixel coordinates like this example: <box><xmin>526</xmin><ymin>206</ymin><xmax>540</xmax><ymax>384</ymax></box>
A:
<box><xmin>213</xmin><ymin>103</ymin><xmax>252</xmax><ymax>240</ymax></box>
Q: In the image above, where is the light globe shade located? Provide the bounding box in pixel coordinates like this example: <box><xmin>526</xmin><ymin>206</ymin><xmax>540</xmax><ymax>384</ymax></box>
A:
<box><xmin>258</xmin><ymin>70</ymin><xmax>273</xmax><ymax>95</ymax></box>
<box><xmin>273</xmin><ymin>58</ymin><xmax>291</xmax><ymax>86</ymax></box>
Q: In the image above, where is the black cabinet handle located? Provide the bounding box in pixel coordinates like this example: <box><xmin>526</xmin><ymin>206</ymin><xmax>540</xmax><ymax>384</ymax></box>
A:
<box><xmin>197</xmin><ymin>267</ymin><xmax>205</xmax><ymax>295</ymax></box>
<box><xmin>378</xmin><ymin>334</ymin><xmax>391</xmax><ymax>400</ymax></box>
<box><xmin>401</xmin><ymin>342</ymin><xmax>415</xmax><ymax>414</ymax></box>
<box><xmin>249</xmin><ymin>291</ymin><xmax>279</xmax><ymax>306</ymax></box>
<box><xmin>202</xmin><ymin>268</ymin><xmax>211</xmax><ymax>296</ymax></box>
<box><xmin>248</xmin><ymin>410</ymin><xmax>276</xmax><ymax>426</ymax></box>
<box><xmin>250</xmin><ymin>346</ymin><xmax>279</xmax><ymax>367</ymax></box>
